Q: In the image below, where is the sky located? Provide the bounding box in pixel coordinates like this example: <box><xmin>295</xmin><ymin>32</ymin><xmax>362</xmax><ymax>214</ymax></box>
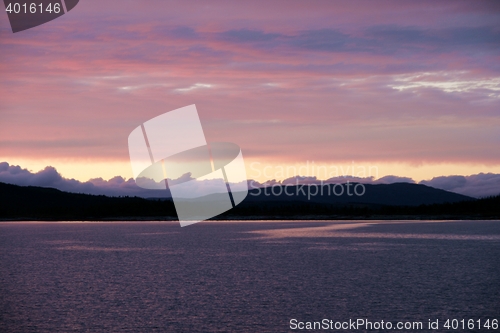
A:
<box><xmin>1</xmin><ymin>0</ymin><xmax>499</xmax><ymax>193</ymax></box>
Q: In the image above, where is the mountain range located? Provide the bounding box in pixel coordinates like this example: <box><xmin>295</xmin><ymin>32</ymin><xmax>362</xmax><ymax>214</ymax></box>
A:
<box><xmin>1</xmin><ymin>181</ymin><xmax>499</xmax><ymax>220</ymax></box>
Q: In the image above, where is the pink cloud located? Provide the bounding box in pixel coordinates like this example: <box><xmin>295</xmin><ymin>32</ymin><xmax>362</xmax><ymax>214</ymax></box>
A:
<box><xmin>0</xmin><ymin>0</ymin><xmax>499</xmax><ymax>170</ymax></box>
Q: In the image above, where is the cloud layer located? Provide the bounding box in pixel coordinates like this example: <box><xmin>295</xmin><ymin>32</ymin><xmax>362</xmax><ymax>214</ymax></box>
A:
<box><xmin>0</xmin><ymin>162</ymin><xmax>171</xmax><ymax>198</ymax></box>
<box><xmin>2</xmin><ymin>162</ymin><xmax>498</xmax><ymax>199</ymax></box>
<box><xmin>421</xmin><ymin>173</ymin><xmax>500</xmax><ymax>198</ymax></box>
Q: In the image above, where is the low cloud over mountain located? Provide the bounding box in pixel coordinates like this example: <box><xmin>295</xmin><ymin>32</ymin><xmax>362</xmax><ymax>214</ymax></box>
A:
<box><xmin>0</xmin><ymin>162</ymin><xmax>498</xmax><ymax>199</ymax></box>
<box><xmin>420</xmin><ymin>174</ymin><xmax>500</xmax><ymax>198</ymax></box>
<box><xmin>0</xmin><ymin>162</ymin><xmax>169</xmax><ymax>198</ymax></box>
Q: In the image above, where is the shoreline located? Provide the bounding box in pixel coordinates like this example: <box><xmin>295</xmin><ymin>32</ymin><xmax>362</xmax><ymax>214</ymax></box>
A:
<box><xmin>1</xmin><ymin>215</ymin><xmax>499</xmax><ymax>222</ymax></box>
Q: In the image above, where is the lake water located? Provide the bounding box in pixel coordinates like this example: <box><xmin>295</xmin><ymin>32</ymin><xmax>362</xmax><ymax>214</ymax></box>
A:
<box><xmin>1</xmin><ymin>220</ymin><xmax>499</xmax><ymax>332</ymax></box>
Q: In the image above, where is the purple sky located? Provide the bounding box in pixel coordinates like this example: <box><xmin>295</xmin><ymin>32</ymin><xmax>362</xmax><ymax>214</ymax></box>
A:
<box><xmin>0</xmin><ymin>0</ymin><xmax>499</xmax><ymax>184</ymax></box>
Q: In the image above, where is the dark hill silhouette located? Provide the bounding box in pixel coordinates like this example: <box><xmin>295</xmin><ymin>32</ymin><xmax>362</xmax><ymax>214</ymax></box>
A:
<box><xmin>0</xmin><ymin>182</ymin><xmax>176</xmax><ymax>220</ymax></box>
<box><xmin>0</xmin><ymin>181</ymin><xmax>498</xmax><ymax>220</ymax></box>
